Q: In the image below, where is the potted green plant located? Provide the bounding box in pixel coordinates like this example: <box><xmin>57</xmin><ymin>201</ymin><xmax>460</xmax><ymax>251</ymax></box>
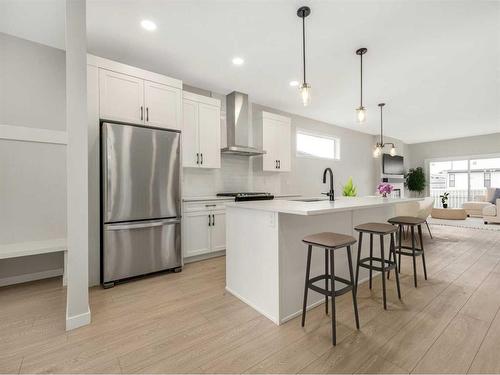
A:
<box><xmin>405</xmin><ymin>167</ymin><xmax>426</xmax><ymax>196</ymax></box>
<box><xmin>440</xmin><ymin>192</ymin><xmax>450</xmax><ymax>208</ymax></box>
<box><xmin>342</xmin><ymin>177</ymin><xmax>357</xmax><ymax>197</ymax></box>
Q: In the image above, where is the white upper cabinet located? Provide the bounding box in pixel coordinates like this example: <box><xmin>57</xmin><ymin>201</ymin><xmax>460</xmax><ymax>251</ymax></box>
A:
<box><xmin>99</xmin><ymin>69</ymin><xmax>144</xmax><ymax>124</ymax></box>
<box><xmin>96</xmin><ymin>59</ymin><xmax>182</xmax><ymax>130</ymax></box>
<box><xmin>182</xmin><ymin>92</ymin><xmax>221</xmax><ymax>169</ymax></box>
<box><xmin>144</xmin><ymin>80</ymin><xmax>181</xmax><ymax>130</ymax></box>
<box><xmin>182</xmin><ymin>99</ymin><xmax>199</xmax><ymax>168</ymax></box>
<box><xmin>258</xmin><ymin>111</ymin><xmax>292</xmax><ymax>172</ymax></box>
<box><xmin>198</xmin><ymin>103</ymin><xmax>221</xmax><ymax>169</ymax></box>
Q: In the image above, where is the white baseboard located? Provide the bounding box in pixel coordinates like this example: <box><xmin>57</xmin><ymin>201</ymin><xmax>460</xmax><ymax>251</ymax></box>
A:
<box><xmin>66</xmin><ymin>307</ymin><xmax>91</xmax><ymax>331</ymax></box>
<box><xmin>184</xmin><ymin>250</ymin><xmax>225</xmax><ymax>264</ymax></box>
<box><xmin>0</xmin><ymin>268</ymin><xmax>63</xmax><ymax>287</ymax></box>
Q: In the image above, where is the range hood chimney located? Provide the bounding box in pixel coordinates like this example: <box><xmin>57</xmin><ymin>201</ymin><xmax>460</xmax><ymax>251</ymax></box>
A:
<box><xmin>221</xmin><ymin>91</ymin><xmax>266</xmax><ymax>156</ymax></box>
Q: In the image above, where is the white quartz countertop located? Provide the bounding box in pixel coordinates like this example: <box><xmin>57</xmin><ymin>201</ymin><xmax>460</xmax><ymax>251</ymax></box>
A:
<box><xmin>225</xmin><ymin>196</ymin><xmax>423</xmax><ymax>216</ymax></box>
<box><xmin>182</xmin><ymin>193</ymin><xmax>301</xmax><ymax>202</ymax></box>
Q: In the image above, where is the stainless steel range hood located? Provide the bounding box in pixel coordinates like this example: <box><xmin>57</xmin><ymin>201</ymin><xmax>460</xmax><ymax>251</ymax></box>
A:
<box><xmin>221</xmin><ymin>91</ymin><xmax>265</xmax><ymax>156</ymax></box>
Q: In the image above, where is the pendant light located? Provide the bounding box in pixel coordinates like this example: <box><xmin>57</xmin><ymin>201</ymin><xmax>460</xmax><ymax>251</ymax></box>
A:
<box><xmin>356</xmin><ymin>48</ymin><xmax>367</xmax><ymax>123</ymax></box>
<box><xmin>373</xmin><ymin>103</ymin><xmax>396</xmax><ymax>158</ymax></box>
<box><xmin>297</xmin><ymin>6</ymin><xmax>311</xmax><ymax>106</ymax></box>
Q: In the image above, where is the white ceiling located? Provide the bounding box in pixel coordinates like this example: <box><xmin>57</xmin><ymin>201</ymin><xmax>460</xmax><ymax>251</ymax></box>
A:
<box><xmin>1</xmin><ymin>0</ymin><xmax>499</xmax><ymax>144</ymax></box>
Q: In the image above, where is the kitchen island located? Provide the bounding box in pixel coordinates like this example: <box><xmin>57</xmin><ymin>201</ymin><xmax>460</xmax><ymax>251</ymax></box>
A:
<box><xmin>225</xmin><ymin>196</ymin><xmax>422</xmax><ymax>325</ymax></box>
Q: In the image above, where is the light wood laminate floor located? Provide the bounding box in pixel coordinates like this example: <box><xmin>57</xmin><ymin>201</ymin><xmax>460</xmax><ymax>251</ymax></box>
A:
<box><xmin>2</xmin><ymin>225</ymin><xmax>500</xmax><ymax>374</ymax></box>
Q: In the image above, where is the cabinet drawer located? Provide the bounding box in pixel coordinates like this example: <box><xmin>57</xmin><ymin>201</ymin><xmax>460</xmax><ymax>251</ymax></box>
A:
<box><xmin>183</xmin><ymin>200</ymin><xmax>230</xmax><ymax>213</ymax></box>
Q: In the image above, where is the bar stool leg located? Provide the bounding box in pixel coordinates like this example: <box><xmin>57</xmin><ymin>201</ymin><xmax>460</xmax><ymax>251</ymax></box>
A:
<box><xmin>380</xmin><ymin>235</ymin><xmax>387</xmax><ymax>310</ymax></box>
<box><xmin>369</xmin><ymin>233</ymin><xmax>373</xmax><ymax>289</ymax></box>
<box><xmin>346</xmin><ymin>245</ymin><xmax>360</xmax><ymax>329</ymax></box>
<box><xmin>301</xmin><ymin>245</ymin><xmax>312</xmax><ymax>327</ymax></box>
<box><xmin>330</xmin><ymin>249</ymin><xmax>337</xmax><ymax>345</ymax></box>
<box><xmin>398</xmin><ymin>225</ymin><xmax>403</xmax><ymax>273</ymax></box>
<box><xmin>418</xmin><ymin>225</ymin><xmax>428</xmax><ymax>280</ymax></box>
<box><xmin>411</xmin><ymin>225</ymin><xmax>418</xmax><ymax>287</ymax></box>
<box><xmin>325</xmin><ymin>249</ymin><xmax>329</xmax><ymax>315</ymax></box>
<box><xmin>355</xmin><ymin>232</ymin><xmax>363</xmax><ymax>293</ymax></box>
<box><xmin>391</xmin><ymin>233</ymin><xmax>401</xmax><ymax>299</ymax></box>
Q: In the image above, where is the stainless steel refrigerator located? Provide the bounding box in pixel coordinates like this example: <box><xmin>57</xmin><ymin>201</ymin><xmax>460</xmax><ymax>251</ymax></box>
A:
<box><xmin>101</xmin><ymin>121</ymin><xmax>182</xmax><ymax>287</ymax></box>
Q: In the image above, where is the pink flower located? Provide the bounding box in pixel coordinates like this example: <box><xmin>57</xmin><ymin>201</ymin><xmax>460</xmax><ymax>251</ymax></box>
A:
<box><xmin>377</xmin><ymin>183</ymin><xmax>394</xmax><ymax>196</ymax></box>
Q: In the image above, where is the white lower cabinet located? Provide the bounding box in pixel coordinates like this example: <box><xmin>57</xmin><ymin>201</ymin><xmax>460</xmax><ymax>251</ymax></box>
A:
<box><xmin>182</xmin><ymin>201</ymin><xmax>226</xmax><ymax>260</ymax></box>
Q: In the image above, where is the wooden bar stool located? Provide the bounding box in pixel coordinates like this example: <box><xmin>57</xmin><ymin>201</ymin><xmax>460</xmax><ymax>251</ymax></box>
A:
<box><xmin>301</xmin><ymin>232</ymin><xmax>360</xmax><ymax>346</ymax></box>
<box><xmin>354</xmin><ymin>223</ymin><xmax>401</xmax><ymax>309</ymax></box>
<box><xmin>387</xmin><ymin>216</ymin><xmax>428</xmax><ymax>288</ymax></box>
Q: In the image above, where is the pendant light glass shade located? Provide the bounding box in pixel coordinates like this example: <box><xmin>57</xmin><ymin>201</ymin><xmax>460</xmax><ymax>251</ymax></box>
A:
<box><xmin>356</xmin><ymin>106</ymin><xmax>366</xmax><ymax>123</ymax></box>
<box><xmin>300</xmin><ymin>83</ymin><xmax>311</xmax><ymax>106</ymax></box>
<box><xmin>373</xmin><ymin>103</ymin><xmax>396</xmax><ymax>158</ymax></box>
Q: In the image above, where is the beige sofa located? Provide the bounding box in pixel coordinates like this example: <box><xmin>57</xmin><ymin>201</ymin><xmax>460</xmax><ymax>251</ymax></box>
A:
<box><xmin>463</xmin><ymin>197</ymin><xmax>493</xmax><ymax>217</ymax></box>
<box><xmin>463</xmin><ymin>188</ymin><xmax>500</xmax><ymax>224</ymax></box>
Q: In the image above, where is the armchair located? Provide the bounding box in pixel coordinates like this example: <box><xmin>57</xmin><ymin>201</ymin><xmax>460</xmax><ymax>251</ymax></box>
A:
<box><xmin>483</xmin><ymin>198</ymin><xmax>500</xmax><ymax>224</ymax></box>
<box><xmin>395</xmin><ymin>197</ymin><xmax>435</xmax><ymax>238</ymax></box>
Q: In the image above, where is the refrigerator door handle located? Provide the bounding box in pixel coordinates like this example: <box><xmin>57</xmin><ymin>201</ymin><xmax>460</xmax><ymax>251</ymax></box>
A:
<box><xmin>106</xmin><ymin>218</ymin><xmax>181</xmax><ymax>231</ymax></box>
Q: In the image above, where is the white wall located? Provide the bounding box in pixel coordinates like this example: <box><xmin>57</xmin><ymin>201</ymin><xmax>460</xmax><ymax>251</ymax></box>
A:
<box><xmin>0</xmin><ymin>33</ymin><xmax>66</xmax><ymax>282</ymax></box>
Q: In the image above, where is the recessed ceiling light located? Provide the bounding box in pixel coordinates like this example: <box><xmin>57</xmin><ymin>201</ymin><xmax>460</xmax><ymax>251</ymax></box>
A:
<box><xmin>289</xmin><ymin>80</ymin><xmax>299</xmax><ymax>87</ymax></box>
<box><xmin>141</xmin><ymin>19</ymin><xmax>157</xmax><ymax>31</ymax></box>
<box><xmin>232</xmin><ymin>57</ymin><xmax>244</xmax><ymax>66</ymax></box>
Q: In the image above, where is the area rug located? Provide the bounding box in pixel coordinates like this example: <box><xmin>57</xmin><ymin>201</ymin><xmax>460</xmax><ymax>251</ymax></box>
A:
<box><xmin>428</xmin><ymin>216</ymin><xmax>500</xmax><ymax>231</ymax></box>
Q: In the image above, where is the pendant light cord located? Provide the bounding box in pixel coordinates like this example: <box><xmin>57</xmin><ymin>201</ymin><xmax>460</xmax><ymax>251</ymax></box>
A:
<box><xmin>380</xmin><ymin>105</ymin><xmax>384</xmax><ymax>145</ymax></box>
<box><xmin>360</xmin><ymin>54</ymin><xmax>363</xmax><ymax>107</ymax></box>
<box><xmin>302</xmin><ymin>14</ymin><xmax>306</xmax><ymax>84</ymax></box>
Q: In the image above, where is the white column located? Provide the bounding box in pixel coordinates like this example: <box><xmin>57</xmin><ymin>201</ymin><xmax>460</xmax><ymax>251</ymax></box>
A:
<box><xmin>65</xmin><ymin>0</ymin><xmax>90</xmax><ymax>330</ymax></box>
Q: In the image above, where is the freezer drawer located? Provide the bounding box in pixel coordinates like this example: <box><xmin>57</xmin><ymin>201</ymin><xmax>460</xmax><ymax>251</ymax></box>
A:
<box><xmin>103</xmin><ymin>218</ymin><xmax>181</xmax><ymax>283</ymax></box>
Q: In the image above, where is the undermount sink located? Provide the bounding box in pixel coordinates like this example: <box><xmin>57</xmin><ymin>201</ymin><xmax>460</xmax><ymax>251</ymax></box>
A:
<box><xmin>292</xmin><ymin>198</ymin><xmax>328</xmax><ymax>202</ymax></box>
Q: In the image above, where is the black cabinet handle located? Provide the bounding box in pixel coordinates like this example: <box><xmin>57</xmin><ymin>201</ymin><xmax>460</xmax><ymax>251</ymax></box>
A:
<box><xmin>212</xmin><ymin>214</ymin><xmax>215</xmax><ymax>226</ymax></box>
<box><xmin>196</xmin><ymin>153</ymin><xmax>199</xmax><ymax>164</ymax></box>
<box><xmin>278</xmin><ymin>160</ymin><xmax>281</xmax><ymax>169</ymax></box>
<box><xmin>201</xmin><ymin>153</ymin><xmax>203</xmax><ymax>165</ymax></box>
<box><xmin>140</xmin><ymin>106</ymin><xmax>143</xmax><ymax>121</ymax></box>
<box><xmin>146</xmin><ymin>107</ymin><xmax>149</xmax><ymax>122</ymax></box>
<box><xmin>208</xmin><ymin>214</ymin><xmax>212</xmax><ymax>226</ymax></box>
<box><xmin>275</xmin><ymin>160</ymin><xmax>278</xmax><ymax>169</ymax></box>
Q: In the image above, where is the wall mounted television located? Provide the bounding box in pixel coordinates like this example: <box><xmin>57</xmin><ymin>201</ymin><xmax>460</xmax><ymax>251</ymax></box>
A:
<box><xmin>383</xmin><ymin>154</ymin><xmax>404</xmax><ymax>175</ymax></box>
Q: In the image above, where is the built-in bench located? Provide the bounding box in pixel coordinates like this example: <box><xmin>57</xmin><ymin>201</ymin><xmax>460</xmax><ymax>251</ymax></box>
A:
<box><xmin>0</xmin><ymin>239</ymin><xmax>67</xmax><ymax>287</ymax></box>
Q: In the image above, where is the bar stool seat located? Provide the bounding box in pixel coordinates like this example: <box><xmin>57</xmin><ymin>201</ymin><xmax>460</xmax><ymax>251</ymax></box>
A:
<box><xmin>301</xmin><ymin>232</ymin><xmax>359</xmax><ymax>346</ymax></box>
<box><xmin>303</xmin><ymin>232</ymin><xmax>357</xmax><ymax>249</ymax></box>
<box><xmin>388</xmin><ymin>216</ymin><xmax>426</xmax><ymax>225</ymax></box>
<box><xmin>354</xmin><ymin>222</ymin><xmax>398</xmax><ymax>234</ymax></box>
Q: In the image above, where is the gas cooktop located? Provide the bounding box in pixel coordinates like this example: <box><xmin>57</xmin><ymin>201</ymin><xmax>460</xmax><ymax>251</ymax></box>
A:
<box><xmin>216</xmin><ymin>192</ymin><xmax>274</xmax><ymax>202</ymax></box>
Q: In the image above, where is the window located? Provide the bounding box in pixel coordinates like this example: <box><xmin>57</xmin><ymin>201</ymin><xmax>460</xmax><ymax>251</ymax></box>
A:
<box><xmin>449</xmin><ymin>173</ymin><xmax>455</xmax><ymax>188</ymax></box>
<box><xmin>296</xmin><ymin>130</ymin><xmax>340</xmax><ymax>160</ymax></box>
<box><xmin>485</xmin><ymin>172</ymin><xmax>491</xmax><ymax>188</ymax></box>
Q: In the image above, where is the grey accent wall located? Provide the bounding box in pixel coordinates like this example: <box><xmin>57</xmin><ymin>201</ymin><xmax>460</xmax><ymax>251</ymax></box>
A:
<box><xmin>408</xmin><ymin>133</ymin><xmax>500</xmax><ymax>168</ymax></box>
<box><xmin>0</xmin><ymin>33</ymin><xmax>66</xmax><ymax>283</ymax></box>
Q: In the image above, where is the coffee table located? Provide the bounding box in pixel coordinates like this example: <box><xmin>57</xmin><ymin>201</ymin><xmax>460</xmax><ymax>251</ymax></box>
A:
<box><xmin>431</xmin><ymin>207</ymin><xmax>467</xmax><ymax>220</ymax></box>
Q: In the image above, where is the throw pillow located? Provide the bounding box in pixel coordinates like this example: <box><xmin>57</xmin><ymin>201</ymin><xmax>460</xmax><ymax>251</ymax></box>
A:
<box><xmin>489</xmin><ymin>188</ymin><xmax>500</xmax><ymax>204</ymax></box>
